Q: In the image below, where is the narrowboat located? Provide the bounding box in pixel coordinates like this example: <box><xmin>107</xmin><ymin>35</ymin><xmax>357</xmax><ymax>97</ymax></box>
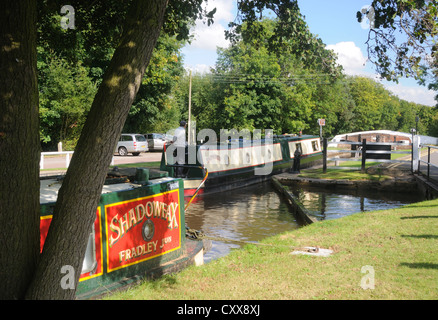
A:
<box><xmin>40</xmin><ymin>168</ymin><xmax>205</xmax><ymax>299</ymax></box>
<box><xmin>160</xmin><ymin>134</ymin><xmax>323</xmax><ymax>197</ymax></box>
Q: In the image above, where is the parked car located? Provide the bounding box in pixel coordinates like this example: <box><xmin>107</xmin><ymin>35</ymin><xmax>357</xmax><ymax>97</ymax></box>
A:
<box><xmin>116</xmin><ymin>134</ymin><xmax>148</xmax><ymax>156</ymax></box>
<box><xmin>144</xmin><ymin>133</ymin><xmax>172</xmax><ymax>151</ymax></box>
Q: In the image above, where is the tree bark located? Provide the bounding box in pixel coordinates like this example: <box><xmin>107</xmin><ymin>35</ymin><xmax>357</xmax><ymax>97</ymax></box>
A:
<box><xmin>25</xmin><ymin>0</ymin><xmax>169</xmax><ymax>299</ymax></box>
<box><xmin>0</xmin><ymin>1</ymin><xmax>40</xmax><ymax>299</ymax></box>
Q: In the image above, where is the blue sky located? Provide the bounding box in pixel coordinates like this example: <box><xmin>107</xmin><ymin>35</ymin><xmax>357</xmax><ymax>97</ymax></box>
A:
<box><xmin>181</xmin><ymin>0</ymin><xmax>436</xmax><ymax>106</ymax></box>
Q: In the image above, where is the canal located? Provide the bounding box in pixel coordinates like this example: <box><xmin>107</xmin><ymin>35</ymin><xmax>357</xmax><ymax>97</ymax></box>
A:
<box><xmin>184</xmin><ymin>181</ymin><xmax>424</xmax><ymax>263</ymax></box>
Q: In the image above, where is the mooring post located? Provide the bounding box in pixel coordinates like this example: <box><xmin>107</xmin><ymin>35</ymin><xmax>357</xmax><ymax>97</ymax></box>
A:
<box><xmin>361</xmin><ymin>139</ymin><xmax>367</xmax><ymax>173</ymax></box>
<box><xmin>323</xmin><ymin>138</ymin><xmax>327</xmax><ymax>174</ymax></box>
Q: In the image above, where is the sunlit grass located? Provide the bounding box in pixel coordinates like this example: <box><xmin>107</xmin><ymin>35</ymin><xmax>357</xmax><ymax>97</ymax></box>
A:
<box><xmin>105</xmin><ymin>198</ymin><xmax>438</xmax><ymax>300</ymax></box>
<box><xmin>298</xmin><ymin>168</ymin><xmax>392</xmax><ymax>181</ymax></box>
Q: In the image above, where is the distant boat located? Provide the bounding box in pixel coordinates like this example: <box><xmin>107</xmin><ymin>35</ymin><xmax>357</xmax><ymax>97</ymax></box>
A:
<box><xmin>160</xmin><ymin>134</ymin><xmax>323</xmax><ymax>197</ymax></box>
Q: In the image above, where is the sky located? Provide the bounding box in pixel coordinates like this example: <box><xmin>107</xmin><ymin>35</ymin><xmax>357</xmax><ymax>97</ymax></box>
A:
<box><xmin>181</xmin><ymin>0</ymin><xmax>436</xmax><ymax>107</ymax></box>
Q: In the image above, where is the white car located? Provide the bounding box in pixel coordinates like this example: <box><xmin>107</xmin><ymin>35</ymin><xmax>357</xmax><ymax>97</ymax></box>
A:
<box><xmin>116</xmin><ymin>134</ymin><xmax>148</xmax><ymax>156</ymax></box>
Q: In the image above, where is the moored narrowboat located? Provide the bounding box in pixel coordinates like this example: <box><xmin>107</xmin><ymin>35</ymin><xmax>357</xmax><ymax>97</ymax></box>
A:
<box><xmin>40</xmin><ymin>168</ymin><xmax>204</xmax><ymax>299</ymax></box>
<box><xmin>160</xmin><ymin>134</ymin><xmax>323</xmax><ymax>196</ymax></box>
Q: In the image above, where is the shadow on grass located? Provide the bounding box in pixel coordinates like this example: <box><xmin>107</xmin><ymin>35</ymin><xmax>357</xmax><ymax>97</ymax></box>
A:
<box><xmin>400</xmin><ymin>215</ymin><xmax>438</xmax><ymax>219</ymax></box>
<box><xmin>399</xmin><ymin>262</ymin><xmax>438</xmax><ymax>270</ymax></box>
<box><xmin>143</xmin><ymin>274</ymin><xmax>178</xmax><ymax>290</ymax></box>
<box><xmin>401</xmin><ymin>234</ymin><xmax>438</xmax><ymax>239</ymax></box>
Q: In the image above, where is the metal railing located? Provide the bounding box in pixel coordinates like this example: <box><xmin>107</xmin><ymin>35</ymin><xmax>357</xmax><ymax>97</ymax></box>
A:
<box><xmin>40</xmin><ymin>151</ymin><xmax>115</xmax><ymax>170</ymax></box>
<box><xmin>418</xmin><ymin>144</ymin><xmax>438</xmax><ymax>181</ymax></box>
<box><xmin>322</xmin><ymin>138</ymin><xmax>411</xmax><ymax>173</ymax></box>
<box><xmin>40</xmin><ymin>151</ymin><xmax>74</xmax><ymax>170</ymax></box>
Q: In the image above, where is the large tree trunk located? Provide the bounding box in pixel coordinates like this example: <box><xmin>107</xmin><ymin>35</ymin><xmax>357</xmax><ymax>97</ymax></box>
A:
<box><xmin>0</xmin><ymin>1</ymin><xmax>40</xmax><ymax>299</ymax></box>
<box><xmin>25</xmin><ymin>0</ymin><xmax>169</xmax><ymax>299</ymax></box>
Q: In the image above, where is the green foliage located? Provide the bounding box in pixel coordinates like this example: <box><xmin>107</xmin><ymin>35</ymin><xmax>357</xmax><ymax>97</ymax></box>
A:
<box><xmin>38</xmin><ymin>50</ymin><xmax>96</xmax><ymax>149</ymax></box>
<box><xmin>185</xmin><ymin>17</ymin><xmax>353</xmax><ymax>136</ymax></box>
<box><xmin>358</xmin><ymin>0</ymin><xmax>438</xmax><ymax>105</ymax></box>
<box><xmin>228</xmin><ymin>0</ymin><xmax>342</xmax><ymax>77</ymax></box>
<box><xmin>36</xmin><ymin>0</ymin><xmax>438</xmax><ymax>149</ymax></box>
<box><xmin>177</xmin><ymin>13</ymin><xmax>438</xmax><ymax>139</ymax></box>
<box><xmin>123</xmin><ymin>34</ymin><xmax>185</xmax><ymax>134</ymax></box>
<box><xmin>36</xmin><ymin>0</ymin><xmax>215</xmax><ymax>147</ymax></box>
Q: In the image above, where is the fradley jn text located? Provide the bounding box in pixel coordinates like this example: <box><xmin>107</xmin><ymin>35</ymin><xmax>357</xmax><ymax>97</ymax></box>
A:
<box><xmin>118</xmin><ymin>236</ymin><xmax>172</xmax><ymax>263</ymax></box>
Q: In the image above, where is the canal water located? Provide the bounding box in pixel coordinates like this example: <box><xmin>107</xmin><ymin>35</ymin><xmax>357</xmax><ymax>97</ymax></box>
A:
<box><xmin>184</xmin><ymin>182</ymin><xmax>423</xmax><ymax>263</ymax></box>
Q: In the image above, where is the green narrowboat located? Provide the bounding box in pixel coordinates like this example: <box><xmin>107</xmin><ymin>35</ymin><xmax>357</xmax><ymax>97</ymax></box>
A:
<box><xmin>160</xmin><ymin>134</ymin><xmax>323</xmax><ymax>197</ymax></box>
<box><xmin>40</xmin><ymin>168</ymin><xmax>204</xmax><ymax>299</ymax></box>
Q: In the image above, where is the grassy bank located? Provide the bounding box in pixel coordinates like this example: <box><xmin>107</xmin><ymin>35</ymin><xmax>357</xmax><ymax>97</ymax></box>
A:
<box><xmin>106</xmin><ymin>197</ymin><xmax>438</xmax><ymax>300</ymax></box>
<box><xmin>297</xmin><ymin>168</ymin><xmax>393</xmax><ymax>181</ymax></box>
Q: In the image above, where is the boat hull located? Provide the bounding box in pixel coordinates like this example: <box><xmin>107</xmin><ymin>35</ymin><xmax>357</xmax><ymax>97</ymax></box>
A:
<box><xmin>40</xmin><ymin>175</ymin><xmax>204</xmax><ymax>298</ymax></box>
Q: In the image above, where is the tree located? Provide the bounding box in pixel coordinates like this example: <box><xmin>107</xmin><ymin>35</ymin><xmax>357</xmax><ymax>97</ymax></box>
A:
<box><xmin>0</xmin><ymin>0</ymin><xmax>40</xmax><ymax>300</ymax></box>
<box><xmin>123</xmin><ymin>33</ymin><xmax>185</xmax><ymax>134</ymax></box>
<box><xmin>26</xmin><ymin>0</ymin><xmax>170</xmax><ymax>300</ymax></box>
<box><xmin>358</xmin><ymin>0</ymin><xmax>438</xmax><ymax>104</ymax></box>
<box><xmin>205</xmin><ymin>15</ymin><xmax>342</xmax><ymax>135</ymax></box>
<box><xmin>1</xmin><ymin>0</ymin><xmax>213</xmax><ymax>300</ymax></box>
<box><xmin>348</xmin><ymin>76</ymin><xmax>389</xmax><ymax>131</ymax></box>
<box><xmin>38</xmin><ymin>53</ymin><xmax>97</xmax><ymax>149</ymax></box>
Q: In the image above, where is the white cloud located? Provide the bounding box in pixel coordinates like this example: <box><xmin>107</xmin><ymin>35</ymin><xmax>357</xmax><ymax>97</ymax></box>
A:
<box><xmin>326</xmin><ymin>41</ymin><xmax>436</xmax><ymax>106</ymax></box>
<box><xmin>188</xmin><ymin>0</ymin><xmax>234</xmax><ymax>51</ymax></box>
<box><xmin>385</xmin><ymin>84</ymin><xmax>436</xmax><ymax>107</ymax></box>
<box><xmin>204</xmin><ymin>0</ymin><xmax>235</xmax><ymax>22</ymax></box>
<box><xmin>326</xmin><ymin>41</ymin><xmax>368</xmax><ymax>76</ymax></box>
<box><xmin>190</xmin><ymin>22</ymin><xmax>230</xmax><ymax>50</ymax></box>
<box><xmin>185</xmin><ymin>63</ymin><xmax>212</xmax><ymax>74</ymax></box>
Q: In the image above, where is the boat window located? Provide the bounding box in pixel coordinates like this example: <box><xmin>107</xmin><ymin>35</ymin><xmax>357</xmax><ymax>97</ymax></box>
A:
<box><xmin>312</xmin><ymin>140</ymin><xmax>319</xmax><ymax>152</ymax></box>
<box><xmin>81</xmin><ymin>229</ymin><xmax>97</xmax><ymax>275</ymax></box>
<box><xmin>295</xmin><ymin>143</ymin><xmax>302</xmax><ymax>153</ymax></box>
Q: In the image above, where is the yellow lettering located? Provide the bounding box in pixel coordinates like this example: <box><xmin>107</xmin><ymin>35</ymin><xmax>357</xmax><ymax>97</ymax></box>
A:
<box><xmin>146</xmin><ymin>201</ymin><xmax>153</xmax><ymax>217</ymax></box>
<box><xmin>153</xmin><ymin>201</ymin><xmax>162</xmax><ymax>218</ymax></box>
<box><xmin>109</xmin><ymin>215</ymin><xmax>121</xmax><ymax>247</ymax></box>
<box><xmin>136</xmin><ymin>204</ymin><xmax>145</xmax><ymax>221</ymax></box>
<box><xmin>129</xmin><ymin>208</ymin><xmax>137</xmax><ymax>227</ymax></box>
<box><xmin>137</xmin><ymin>244</ymin><xmax>145</xmax><ymax>256</ymax></box>
<box><xmin>167</xmin><ymin>203</ymin><xmax>179</xmax><ymax>229</ymax></box>
<box><xmin>162</xmin><ymin>203</ymin><xmax>168</xmax><ymax>219</ymax></box>
<box><xmin>119</xmin><ymin>213</ymin><xmax>129</xmax><ymax>236</ymax></box>
<box><xmin>125</xmin><ymin>248</ymin><xmax>131</xmax><ymax>260</ymax></box>
<box><xmin>131</xmin><ymin>247</ymin><xmax>137</xmax><ymax>259</ymax></box>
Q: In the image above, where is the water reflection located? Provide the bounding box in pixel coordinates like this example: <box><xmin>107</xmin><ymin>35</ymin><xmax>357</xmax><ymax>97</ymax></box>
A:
<box><xmin>289</xmin><ymin>186</ymin><xmax>423</xmax><ymax>221</ymax></box>
<box><xmin>185</xmin><ymin>182</ymin><xmax>300</xmax><ymax>263</ymax></box>
<box><xmin>185</xmin><ymin>182</ymin><xmax>423</xmax><ymax>263</ymax></box>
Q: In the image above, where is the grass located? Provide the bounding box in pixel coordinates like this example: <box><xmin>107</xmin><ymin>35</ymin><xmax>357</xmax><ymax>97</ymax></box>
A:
<box><xmin>297</xmin><ymin>168</ymin><xmax>392</xmax><ymax>181</ymax></box>
<box><xmin>110</xmin><ymin>161</ymin><xmax>161</xmax><ymax>169</ymax></box>
<box><xmin>299</xmin><ymin>151</ymin><xmax>412</xmax><ymax>181</ymax></box>
<box><xmin>105</xmin><ymin>198</ymin><xmax>438</xmax><ymax>300</ymax></box>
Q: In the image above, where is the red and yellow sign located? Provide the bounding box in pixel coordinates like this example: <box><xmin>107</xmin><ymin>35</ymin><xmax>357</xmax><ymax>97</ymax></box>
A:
<box><xmin>104</xmin><ymin>189</ymin><xmax>181</xmax><ymax>273</ymax></box>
